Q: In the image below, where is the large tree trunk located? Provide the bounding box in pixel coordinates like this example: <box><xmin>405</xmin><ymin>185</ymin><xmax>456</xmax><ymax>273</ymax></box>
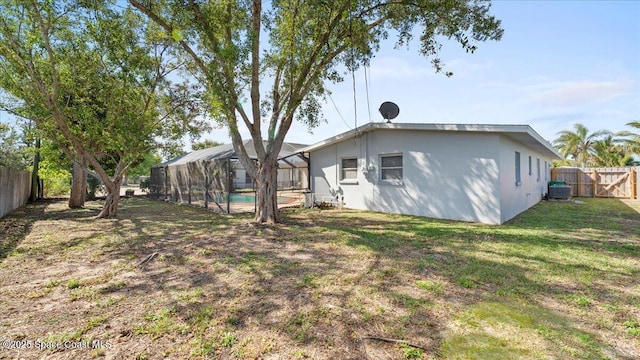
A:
<box><xmin>97</xmin><ymin>179</ymin><xmax>121</xmax><ymax>218</ymax></box>
<box><xmin>30</xmin><ymin>137</ymin><xmax>40</xmax><ymax>202</ymax></box>
<box><xmin>254</xmin><ymin>158</ymin><xmax>280</xmax><ymax>223</ymax></box>
<box><xmin>68</xmin><ymin>159</ymin><xmax>87</xmax><ymax>208</ymax></box>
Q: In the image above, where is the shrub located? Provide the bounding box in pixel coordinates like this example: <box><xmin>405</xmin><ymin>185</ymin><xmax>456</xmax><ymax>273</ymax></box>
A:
<box><xmin>87</xmin><ymin>176</ymin><xmax>102</xmax><ymax>200</ymax></box>
<box><xmin>43</xmin><ymin>177</ymin><xmax>71</xmax><ymax>197</ymax></box>
<box><xmin>139</xmin><ymin>177</ymin><xmax>150</xmax><ymax>193</ymax></box>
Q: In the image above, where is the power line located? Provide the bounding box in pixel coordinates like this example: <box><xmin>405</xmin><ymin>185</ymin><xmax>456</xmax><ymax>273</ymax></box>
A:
<box><xmin>327</xmin><ymin>91</ymin><xmax>352</xmax><ymax>130</ymax></box>
<box><xmin>351</xmin><ymin>64</ymin><xmax>358</xmax><ymax>131</ymax></box>
<box><xmin>364</xmin><ymin>65</ymin><xmax>372</xmax><ymax>123</ymax></box>
<box><xmin>348</xmin><ymin>1</ymin><xmax>358</xmax><ymax>133</ymax></box>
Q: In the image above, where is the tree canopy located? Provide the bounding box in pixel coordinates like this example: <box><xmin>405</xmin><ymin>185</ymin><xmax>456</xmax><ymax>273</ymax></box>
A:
<box><xmin>0</xmin><ymin>0</ymin><xmax>208</xmax><ymax>217</ymax></box>
<box><xmin>553</xmin><ymin>124</ymin><xmax>611</xmax><ymax>168</ymax></box>
<box><xmin>553</xmin><ymin>123</ymin><xmax>639</xmax><ymax>167</ymax></box>
<box><xmin>0</xmin><ymin>120</ymin><xmax>30</xmax><ymax>169</ymax></box>
<box><xmin>130</xmin><ymin>0</ymin><xmax>504</xmax><ymax>223</ymax></box>
<box><xmin>191</xmin><ymin>139</ymin><xmax>224</xmax><ymax>151</ymax></box>
<box><xmin>618</xmin><ymin>121</ymin><xmax>640</xmax><ymax>158</ymax></box>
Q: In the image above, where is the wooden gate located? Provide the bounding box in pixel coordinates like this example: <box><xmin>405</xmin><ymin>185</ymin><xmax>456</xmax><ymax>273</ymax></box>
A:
<box><xmin>551</xmin><ymin>167</ymin><xmax>638</xmax><ymax>199</ymax></box>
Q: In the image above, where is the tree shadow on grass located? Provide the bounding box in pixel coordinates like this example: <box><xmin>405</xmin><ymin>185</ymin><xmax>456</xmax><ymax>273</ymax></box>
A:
<box><xmin>290</xmin><ymin>207</ymin><xmax>639</xmax><ymax>359</ymax></box>
<box><xmin>0</xmin><ymin>199</ymin><xmax>102</xmax><ymax>262</ymax></box>
<box><xmin>4</xmin><ymin>197</ymin><xmax>636</xmax><ymax>359</ymax></box>
<box><xmin>106</xmin><ymin>200</ymin><xmax>634</xmax><ymax>358</ymax></box>
<box><xmin>84</xmin><ymin>202</ymin><xmax>417</xmax><ymax>357</ymax></box>
<box><xmin>0</xmin><ymin>206</ymin><xmax>38</xmax><ymax>262</ymax></box>
<box><xmin>508</xmin><ymin>198</ymin><xmax>640</xmax><ymax>234</ymax></box>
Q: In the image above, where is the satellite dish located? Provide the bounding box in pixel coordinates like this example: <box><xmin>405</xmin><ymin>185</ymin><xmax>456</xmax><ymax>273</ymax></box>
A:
<box><xmin>379</xmin><ymin>101</ymin><xmax>399</xmax><ymax>123</ymax></box>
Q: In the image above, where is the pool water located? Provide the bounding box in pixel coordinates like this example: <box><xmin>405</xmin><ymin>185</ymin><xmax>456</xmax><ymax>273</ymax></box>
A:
<box><xmin>228</xmin><ymin>193</ymin><xmax>290</xmax><ymax>204</ymax></box>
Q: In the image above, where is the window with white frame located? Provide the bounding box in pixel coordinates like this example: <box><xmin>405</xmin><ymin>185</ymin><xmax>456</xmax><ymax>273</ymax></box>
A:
<box><xmin>380</xmin><ymin>154</ymin><xmax>403</xmax><ymax>181</ymax></box>
<box><xmin>341</xmin><ymin>158</ymin><xmax>358</xmax><ymax>181</ymax></box>
<box><xmin>536</xmin><ymin>158</ymin><xmax>541</xmax><ymax>182</ymax></box>
<box><xmin>528</xmin><ymin>156</ymin><xmax>532</xmax><ymax>176</ymax></box>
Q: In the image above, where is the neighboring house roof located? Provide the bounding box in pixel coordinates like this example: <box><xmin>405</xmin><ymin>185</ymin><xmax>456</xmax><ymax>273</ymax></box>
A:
<box><xmin>156</xmin><ymin>139</ymin><xmax>308</xmax><ymax>167</ymax></box>
<box><xmin>301</xmin><ymin>122</ymin><xmax>563</xmax><ymax>160</ymax></box>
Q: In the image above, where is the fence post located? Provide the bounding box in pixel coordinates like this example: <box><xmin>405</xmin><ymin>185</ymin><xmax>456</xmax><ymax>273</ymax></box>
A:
<box><xmin>576</xmin><ymin>169</ymin><xmax>582</xmax><ymax>197</ymax></box>
<box><xmin>591</xmin><ymin>170</ymin><xmax>597</xmax><ymax>197</ymax></box>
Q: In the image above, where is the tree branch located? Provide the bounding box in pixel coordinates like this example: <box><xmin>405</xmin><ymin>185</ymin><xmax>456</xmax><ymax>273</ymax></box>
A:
<box><xmin>267</xmin><ymin>64</ymin><xmax>283</xmax><ymax>141</ymax></box>
<box><xmin>363</xmin><ymin>336</ymin><xmax>431</xmax><ymax>352</ymax></box>
<box><xmin>250</xmin><ymin>0</ymin><xmax>262</xmax><ymax>129</ymax></box>
<box><xmin>129</xmin><ymin>0</ymin><xmax>208</xmax><ymax>78</ymax></box>
<box><xmin>29</xmin><ymin>0</ymin><xmax>59</xmax><ymax>104</ymax></box>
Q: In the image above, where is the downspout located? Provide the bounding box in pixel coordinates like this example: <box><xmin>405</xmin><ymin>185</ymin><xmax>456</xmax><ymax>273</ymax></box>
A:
<box><xmin>364</xmin><ymin>132</ymin><xmax>368</xmax><ymax>175</ymax></box>
<box><xmin>306</xmin><ymin>153</ymin><xmax>311</xmax><ymax>192</ymax></box>
<box><xmin>335</xmin><ymin>143</ymin><xmax>339</xmax><ymax>186</ymax></box>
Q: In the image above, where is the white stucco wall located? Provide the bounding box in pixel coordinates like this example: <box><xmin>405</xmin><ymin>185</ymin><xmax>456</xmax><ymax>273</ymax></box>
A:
<box><xmin>498</xmin><ymin>135</ymin><xmax>554</xmax><ymax>223</ymax></box>
<box><xmin>310</xmin><ymin>129</ymin><xmax>504</xmax><ymax>224</ymax></box>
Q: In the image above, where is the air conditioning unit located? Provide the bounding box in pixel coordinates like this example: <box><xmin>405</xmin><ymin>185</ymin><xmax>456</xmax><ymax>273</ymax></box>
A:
<box><xmin>549</xmin><ymin>185</ymin><xmax>571</xmax><ymax>200</ymax></box>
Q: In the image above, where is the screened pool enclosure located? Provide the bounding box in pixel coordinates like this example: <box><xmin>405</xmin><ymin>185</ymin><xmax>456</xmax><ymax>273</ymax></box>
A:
<box><xmin>149</xmin><ymin>140</ymin><xmax>309</xmax><ymax>213</ymax></box>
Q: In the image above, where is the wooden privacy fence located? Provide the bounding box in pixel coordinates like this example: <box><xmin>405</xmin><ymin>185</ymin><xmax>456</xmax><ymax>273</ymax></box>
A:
<box><xmin>551</xmin><ymin>167</ymin><xmax>638</xmax><ymax>199</ymax></box>
<box><xmin>0</xmin><ymin>166</ymin><xmax>32</xmax><ymax>218</ymax></box>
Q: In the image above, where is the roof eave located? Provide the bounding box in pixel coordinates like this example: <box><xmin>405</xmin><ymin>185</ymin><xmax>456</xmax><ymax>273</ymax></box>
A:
<box><xmin>302</xmin><ymin>122</ymin><xmax>563</xmax><ymax>160</ymax></box>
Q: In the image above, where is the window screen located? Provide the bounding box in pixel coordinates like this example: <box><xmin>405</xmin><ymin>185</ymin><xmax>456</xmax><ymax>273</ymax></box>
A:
<box><xmin>381</xmin><ymin>155</ymin><xmax>403</xmax><ymax>181</ymax></box>
<box><xmin>341</xmin><ymin>158</ymin><xmax>357</xmax><ymax>180</ymax></box>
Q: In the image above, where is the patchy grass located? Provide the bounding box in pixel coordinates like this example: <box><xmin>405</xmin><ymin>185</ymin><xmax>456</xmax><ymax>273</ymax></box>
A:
<box><xmin>66</xmin><ymin>279</ymin><xmax>81</xmax><ymax>290</ymax></box>
<box><xmin>0</xmin><ymin>197</ymin><xmax>638</xmax><ymax>359</ymax></box>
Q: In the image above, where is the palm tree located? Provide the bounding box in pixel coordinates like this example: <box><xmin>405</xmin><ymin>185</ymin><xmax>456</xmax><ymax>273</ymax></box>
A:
<box><xmin>617</xmin><ymin>121</ymin><xmax>640</xmax><ymax>158</ymax></box>
<box><xmin>591</xmin><ymin>134</ymin><xmax>633</xmax><ymax>167</ymax></box>
<box><xmin>553</xmin><ymin>124</ymin><xmax>611</xmax><ymax>167</ymax></box>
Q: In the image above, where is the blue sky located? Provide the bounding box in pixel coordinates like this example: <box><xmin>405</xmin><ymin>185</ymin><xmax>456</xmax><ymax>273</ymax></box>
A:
<box><xmin>209</xmin><ymin>0</ymin><xmax>640</xmax><ymax>150</ymax></box>
<box><xmin>1</xmin><ymin>1</ymin><xmax>638</xmax><ymax>152</ymax></box>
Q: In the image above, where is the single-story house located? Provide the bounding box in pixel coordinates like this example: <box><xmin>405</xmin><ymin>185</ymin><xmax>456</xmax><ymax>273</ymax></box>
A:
<box><xmin>303</xmin><ymin>122</ymin><xmax>563</xmax><ymax>225</ymax></box>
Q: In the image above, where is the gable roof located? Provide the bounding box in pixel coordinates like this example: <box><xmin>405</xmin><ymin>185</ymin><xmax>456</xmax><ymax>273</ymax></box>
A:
<box><xmin>302</xmin><ymin>122</ymin><xmax>563</xmax><ymax>160</ymax></box>
<box><xmin>157</xmin><ymin>139</ymin><xmax>308</xmax><ymax>167</ymax></box>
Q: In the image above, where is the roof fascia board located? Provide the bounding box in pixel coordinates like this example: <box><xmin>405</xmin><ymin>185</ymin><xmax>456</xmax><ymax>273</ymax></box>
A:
<box><xmin>302</xmin><ymin>122</ymin><xmax>562</xmax><ymax>159</ymax></box>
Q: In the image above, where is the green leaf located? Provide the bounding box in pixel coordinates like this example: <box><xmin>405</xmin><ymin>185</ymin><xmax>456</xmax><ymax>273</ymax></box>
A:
<box><xmin>171</xmin><ymin>29</ymin><xmax>183</xmax><ymax>41</ymax></box>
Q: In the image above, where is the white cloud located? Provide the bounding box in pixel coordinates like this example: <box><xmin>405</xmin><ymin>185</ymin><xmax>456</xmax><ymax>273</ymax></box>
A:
<box><xmin>529</xmin><ymin>79</ymin><xmax>634</xmax><ymax>107</ymax></box>
<box><xmin>367</xmin><ymin>56</ymin><xmax>434</xmax><ymax>80</ymax></box>
<box><xmin>445</xmin><ymin>58</ymin><xmax>493</xmax><ymax>78</ymax></box>
<box><xmin>367</xmin><ymin>56</ymin><xmax>494</xmax><ymax>81</ymax></box>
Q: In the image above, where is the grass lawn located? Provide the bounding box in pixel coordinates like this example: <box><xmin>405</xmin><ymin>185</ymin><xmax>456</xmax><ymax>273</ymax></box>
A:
<box><xmin>0</xmin><ymin>197</ymin><xmax>638</xmax><ymax>359</ymax></box>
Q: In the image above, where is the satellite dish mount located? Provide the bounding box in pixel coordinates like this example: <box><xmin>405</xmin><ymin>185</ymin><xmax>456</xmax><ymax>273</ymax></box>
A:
<box><xmin>378</xmin><ymin>101</ymin><xmax>399</xmax><ymax>123</ymax></box>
